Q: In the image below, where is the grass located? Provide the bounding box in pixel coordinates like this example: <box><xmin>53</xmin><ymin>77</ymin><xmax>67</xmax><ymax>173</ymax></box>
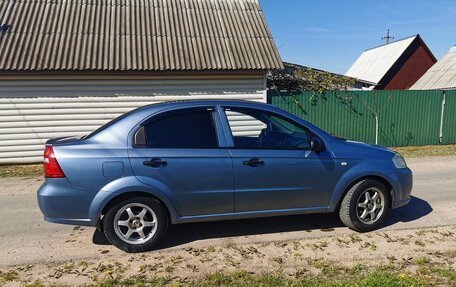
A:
<box><xmin>392</xmin><ymin>144</ymin><xmax>456</xmax><ymax>158</ymax></box>
<box><xmin>21</xmin><ymin>269</ymin><xmax>431</xmax><ymax>287</ymax></box>
<box><xmin>15</xmin><ymin>264</ymin><xmax>456</xmax><ymax>287</ymax></box>
<box><xmin>0</xmin><ymin>164</ymin><xmax>42</xmax><ymax>178</ymax></box>
<box><xmin>0</xmin><ymin>270</ymin><xmax>19</xmax><ymax>282</ymax></box>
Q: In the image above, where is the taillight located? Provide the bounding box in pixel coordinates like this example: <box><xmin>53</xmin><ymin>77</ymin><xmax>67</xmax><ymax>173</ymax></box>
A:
<box><xmin>43</xmin><ymin>145</ymin><xmax>65</xmax><ymax>178</ymax></box>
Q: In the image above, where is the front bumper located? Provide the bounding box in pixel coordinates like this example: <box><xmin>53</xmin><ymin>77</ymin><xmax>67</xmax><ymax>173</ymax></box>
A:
<box><xmin>391</xmin><ymin>167</ymin><xmax>413</xmax><ymax>209</ymax></box>
<box><xmin>37</xmin><ymin>178</ymin><xmax>98</xmax><ymax>226</ymax></box>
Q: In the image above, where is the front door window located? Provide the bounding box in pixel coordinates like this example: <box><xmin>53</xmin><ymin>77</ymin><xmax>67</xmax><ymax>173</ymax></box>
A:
<box><xmin>225</xmin><ymin>107</ymin><xmax>311</xmax><ymax>150</ymax></box>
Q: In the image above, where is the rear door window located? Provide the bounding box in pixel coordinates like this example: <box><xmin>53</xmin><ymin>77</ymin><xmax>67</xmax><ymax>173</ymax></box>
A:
<box><xmin>144</xmin><ymin>109</ymin><xmax>218</xmax><ymax>149</ymax></box>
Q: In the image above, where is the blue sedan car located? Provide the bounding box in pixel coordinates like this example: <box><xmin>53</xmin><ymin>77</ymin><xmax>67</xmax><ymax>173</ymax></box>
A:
<box><xmin>38</xmin><ymin>100</ymin><xmax>412</xmax><ymax>252</ymax></box>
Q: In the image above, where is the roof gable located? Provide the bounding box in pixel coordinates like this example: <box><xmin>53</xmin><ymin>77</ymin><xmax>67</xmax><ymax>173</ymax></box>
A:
<box><xmin>0</xmin><ymin>0</ymin><xmax>283</xmax><ymax>72</ymax></box>
<box><xmin>345</xmin><ymin>36</ymin><xmax>418</xmax><ymax>84</ymax></box>
<box><xmin>411</xmin><ymin>46</ymin><xmax>456</xmax><ymax>90</ymax></box>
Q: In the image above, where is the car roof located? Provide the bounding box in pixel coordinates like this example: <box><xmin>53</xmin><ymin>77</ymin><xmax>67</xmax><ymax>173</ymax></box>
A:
<box><xmin>136</xmin><ymin>99</ymin><xmax>276</xmax><ymax>112</ymax></box>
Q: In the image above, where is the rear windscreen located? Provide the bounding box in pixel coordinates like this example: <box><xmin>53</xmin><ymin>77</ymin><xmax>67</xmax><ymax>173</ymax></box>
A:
<box><xmin>83</xmin><ymin>109</ymin><xmax>139</xmax><ymax>140</ymax></box>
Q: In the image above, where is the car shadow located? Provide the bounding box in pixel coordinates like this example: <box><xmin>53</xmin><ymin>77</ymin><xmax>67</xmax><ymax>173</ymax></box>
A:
<box><xmin>385</xmin><ymin>196</ymin><xmax>433</xmax><ymax>225</ymax></box>
<box><xmin>92</xmin><ymin>196</ymin><xmax>432</xmax><ymax>249</ymax></box>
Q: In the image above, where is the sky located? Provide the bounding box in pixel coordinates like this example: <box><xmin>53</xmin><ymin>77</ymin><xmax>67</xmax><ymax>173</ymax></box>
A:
<box><xmin>260</xmin><ymin>0</ymin><xmax>456</xmax><ymax>75</ymax></box>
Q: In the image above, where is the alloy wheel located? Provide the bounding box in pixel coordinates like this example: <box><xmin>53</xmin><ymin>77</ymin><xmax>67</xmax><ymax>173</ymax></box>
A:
<box><xmin>356</xmin><ymin>187</ymin><xmax>385</xmax><ymax>225</ymax></box>
<box><xmin>113</xmin><ymin>203</ymin><xmax>158</xmax><ymax>244</ymax></box>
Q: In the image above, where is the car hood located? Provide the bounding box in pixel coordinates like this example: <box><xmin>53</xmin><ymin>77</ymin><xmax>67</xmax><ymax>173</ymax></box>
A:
<box><xmin>331</xmin><ymin>139</ymin><xmax>395</xmax><ymax>159</ymax></box>
<box><xmin>345</xmin><ymin>140</ymin><xmax>391</xmax><ymax>151</ymax></box>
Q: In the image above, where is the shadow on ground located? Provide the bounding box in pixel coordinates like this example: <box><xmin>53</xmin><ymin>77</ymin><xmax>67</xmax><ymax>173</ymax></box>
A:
<box><xmin>385</xmin><ymin>196</ymin><xmax>433</xmax><ymax>225</ymax></box>
<box><xmin>93</xmin><ymin>196</ymin><xmax>432</xmax><ymax>249</ymax></box>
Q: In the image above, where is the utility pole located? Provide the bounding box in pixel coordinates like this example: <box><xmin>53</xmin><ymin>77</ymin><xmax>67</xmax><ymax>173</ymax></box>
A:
<box><xmin>382</xmin><ymin>29</ymin><xmax>394</xmax><ymax>44</ymax></box>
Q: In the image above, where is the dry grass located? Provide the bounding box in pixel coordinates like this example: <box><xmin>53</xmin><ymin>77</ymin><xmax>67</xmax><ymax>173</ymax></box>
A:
<box><xmin>392</xmin><ymin>144</ymin><xmax>456</xmax><ymax>158</ymax></box>
<box><xmin>0</xmin><ymin>164</ymin><xmax>42</xmax><ymax>178</ymax></box>
<box><xmin>3</xmin><ymin>226</ymin><xmax>456</xmax><ymax>287</ymax></box>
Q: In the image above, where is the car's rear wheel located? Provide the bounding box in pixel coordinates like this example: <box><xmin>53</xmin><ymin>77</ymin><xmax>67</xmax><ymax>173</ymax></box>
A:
<box><xmin>103</xmin><ymin>197</ymin><xmax>168</xmax><ymax>252</ymax></box>
<box><xmin>339</xmin><ymin>179</ymin><xmax>390</xmax><ymax>232</ymax></box>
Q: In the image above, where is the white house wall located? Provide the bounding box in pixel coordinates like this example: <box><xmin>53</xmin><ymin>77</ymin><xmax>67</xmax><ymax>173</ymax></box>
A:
<box><xmin>0</xmin><ymin>74</ymin><xmax>267</xmax><ymax>164</ymax></box>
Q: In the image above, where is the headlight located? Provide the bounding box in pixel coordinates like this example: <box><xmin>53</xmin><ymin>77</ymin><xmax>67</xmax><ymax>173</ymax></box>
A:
<box><xmin>392</xmin><ymin>153</ymin><xmax>407</xmax><ymax>169</ymax></box>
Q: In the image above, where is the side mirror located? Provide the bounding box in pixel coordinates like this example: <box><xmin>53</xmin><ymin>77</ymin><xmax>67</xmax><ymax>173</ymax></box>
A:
<box><xmin>310</xmin><ymin>136</ymin><xmax>325</xmax><ymax>153</ymax></box>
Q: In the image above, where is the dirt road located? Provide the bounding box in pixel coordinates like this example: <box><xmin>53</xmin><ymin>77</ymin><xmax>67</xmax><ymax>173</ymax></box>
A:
<box><xmin>0</xmin><ymin>156</ymin><xmax>455</xmax><ymax>267</ymax></box>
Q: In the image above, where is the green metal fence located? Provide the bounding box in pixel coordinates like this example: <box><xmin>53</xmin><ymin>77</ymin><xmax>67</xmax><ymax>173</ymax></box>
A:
<box><xmin>443</xmin><ymin>90</ymin><xmax>456</xmax><ymax>145</ymax></box>
<box><xmin>268</xmin><ymin>90</ymin><xmax>450</xmax><ymax>147</ymax></box>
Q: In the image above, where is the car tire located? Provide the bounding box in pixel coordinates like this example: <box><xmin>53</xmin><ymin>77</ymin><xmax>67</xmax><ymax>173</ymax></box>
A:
<box><xmin>103</xmin><ymin>197</ymin><xmax>168</xmax><ymax>253</ymax></box>
<box><xmin>339</xmin><ymin>179</ymin><xmax>390</xmax><ymax>232</ymax></box>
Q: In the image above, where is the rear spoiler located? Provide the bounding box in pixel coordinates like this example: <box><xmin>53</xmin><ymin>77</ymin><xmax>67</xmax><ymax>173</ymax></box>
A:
<box><xmin>45</xmin><ymin>136</ymin><xmax>82</xmax><ymax>146</ymax></box>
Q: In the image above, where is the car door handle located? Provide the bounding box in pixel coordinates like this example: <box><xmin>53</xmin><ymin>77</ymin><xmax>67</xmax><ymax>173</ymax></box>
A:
<box><xmin>243</xmin><ymin>158</ymin><xmax>265</xmax><ymax>167</ymax></box>
<box><xmin>143</xmin><ymin>158</ymin><xmax>168</xmax><ymax>168</ymax></box>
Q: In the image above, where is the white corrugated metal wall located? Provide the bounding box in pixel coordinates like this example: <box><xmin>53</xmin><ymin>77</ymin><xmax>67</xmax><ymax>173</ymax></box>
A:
<box><xmin>0</xmin><ymin>74</ymin><xmax>267</xmax><ymax>163</ymax></box>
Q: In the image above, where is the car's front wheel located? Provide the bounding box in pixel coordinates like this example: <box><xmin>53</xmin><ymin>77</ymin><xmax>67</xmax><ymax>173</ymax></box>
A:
<box><xmin>339</xmin><ymin>179</ymin><xmax>390</xmax><ymax>232</ymax></box>
<box><xmin>103</xmin><ymin>197</ymin><xmax>168</xmax><ymax>252</ymax></box>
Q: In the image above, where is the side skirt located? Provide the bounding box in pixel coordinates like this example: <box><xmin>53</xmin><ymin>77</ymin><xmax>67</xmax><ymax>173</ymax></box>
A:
<box><xmin>173</xmin><ymin>206</ymin><xmax>329</xmax><ymax>224</ymax></box>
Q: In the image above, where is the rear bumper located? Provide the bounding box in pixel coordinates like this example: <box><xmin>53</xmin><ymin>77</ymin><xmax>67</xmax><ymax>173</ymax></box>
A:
<box><xmin>37</xmin><ymin>178</ymin><xmax>98</xmax><ymax>227</ymax></box>
<box><xmin>391</xmin><ymin>168</ymin><xmax>413</xmax><ymax>209</ymax></box>
<box><xmin>43</xmin><ymin>216</ymin><xmax>93</xmax><ymax>226</ymax></box>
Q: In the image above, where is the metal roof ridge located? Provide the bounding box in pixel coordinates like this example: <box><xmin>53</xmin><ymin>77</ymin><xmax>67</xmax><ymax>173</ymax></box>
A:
<box><xmin>362</xmin><ymin>34</ymin><xmax>418</xmax><ymax>52</ymax></box>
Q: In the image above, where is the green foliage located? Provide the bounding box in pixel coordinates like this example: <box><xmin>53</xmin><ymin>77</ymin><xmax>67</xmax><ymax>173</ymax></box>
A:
<box><xmin>8</xmin><ymin>263</ymin><xmax>456</xmax><ymax>287</ymax></box>
<box><xmin>294</xmin><ymin>68</ymin><xmax>357</xmax><ymax>93</ymax></box>
<box><xmin>79</xmin><ymin>269</ymin><xmax>427</xmax><ymax>287</ymax></box>
<box><xmin>267</xmin><ymin>65</ymin><xmax>356</xmax><ymax>93</ymax></box>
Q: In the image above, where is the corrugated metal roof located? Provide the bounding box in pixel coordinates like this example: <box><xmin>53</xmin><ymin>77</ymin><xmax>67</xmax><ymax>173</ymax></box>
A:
<box><xmin>0</xmin><ymin>0</ymin><xmax>283</xmax><ymax>72</ymax></box>
<box><xmin>410</xmin><ymin>46</ymin><xmax>456</xmax><ymax>90</ymax></box>
<box><xmin>345</xmin><ymin>36</ymin><xmax>417</xmax><ymax>84</ymax></box>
